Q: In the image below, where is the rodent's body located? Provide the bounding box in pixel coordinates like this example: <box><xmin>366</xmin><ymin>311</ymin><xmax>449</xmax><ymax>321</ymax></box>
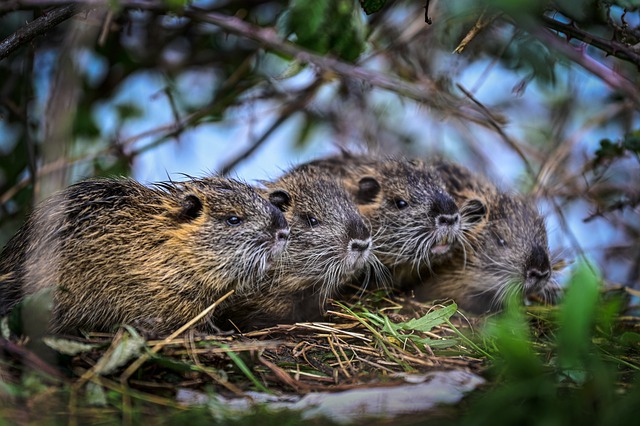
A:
<box><xmin>305</xmin><ymin>153</ymin><xmax>464</xmax><ymax>288</ymax></box>
<box><xmin>218</xmin><ymin>165</ymin><xmax>384</xmax><ymax>330</ymax></box>
<box><xmin>0</xmin><ymin>177</ymin><xmax>289</xmax><ymax>334</ymax></box>
<box><xmin>415</xmin><ymin>160</ymin><xmax>557</xmax><ymax>313</ymax></box>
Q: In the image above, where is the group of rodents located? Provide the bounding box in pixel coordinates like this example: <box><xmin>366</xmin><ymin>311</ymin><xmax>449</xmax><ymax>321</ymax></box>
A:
<box><xmin>0</xmin><ymin>152</ymin><xmax>559</xmax><ymax>335</ymax></box>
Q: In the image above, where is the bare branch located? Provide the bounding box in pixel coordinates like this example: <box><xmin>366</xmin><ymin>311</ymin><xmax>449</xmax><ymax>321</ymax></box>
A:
<box><xmin>542</xmin><ymin>15</ymin><xmax>640</xmax><ymax>68</ymax></box>
<box><xmin>183</xmin><ymin>8</ymin><xmax>503</xmax><ymax>128</ymax></box>
<box><xmin>220</xmin><ymin>78</ymin><xmax>324</xmax><ymax>176</ymax></box>
<box><xmin>528</xmin><ymin>24</ymin><xmax>640</xmax><ymax>108</ymax></box>
<box><xmin>0</xmin><ymin>4</ymin><xmax>79</xmax><ymax>61</ymax></box>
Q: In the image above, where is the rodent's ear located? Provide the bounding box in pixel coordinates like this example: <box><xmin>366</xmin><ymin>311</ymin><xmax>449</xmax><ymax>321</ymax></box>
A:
<box><xmin>356</xmin><ymin>177</ymin><xmax>381</xmax><ymax>204</ymax></box>
<box><xmin>269</xmin><ymin>190</ymin><xmax>292</xmax><ymax>212</ymax></box>
<box><xmin>461</xmin><ymin>198</ymin><xmax>487</xmax><ymax>224</ymax></box>
<box><xmin>177</xmin><ymin>194</ymin><xmax>203</xmax><ymax>222</ymax></box>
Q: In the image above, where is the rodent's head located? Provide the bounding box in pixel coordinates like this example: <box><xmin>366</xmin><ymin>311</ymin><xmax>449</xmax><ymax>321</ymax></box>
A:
<box><xmin>442</xmin><ymin>192</ymin><xmax>557</xmax><ymax>313</ymax></box>
<box><xmin>163</xmin><ymin>177</ymin><xmax>289</xmax><ymax>289</ymax></box>
<box><xmin>265</xmin><ymin>165</ymin><xmax>385</xmax><ymax>298</ymax></box>
<box><xmin>345</xmin><ymin>158</ymin><xmax>464</xmax><ymax>269</ymax></box>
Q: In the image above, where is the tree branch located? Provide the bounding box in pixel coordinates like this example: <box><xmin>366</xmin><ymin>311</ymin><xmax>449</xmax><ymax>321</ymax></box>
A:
<box><xmin>528</xmin><ymin>24</ymin><xmax>640</xmax><ymax>108</ymax></box>
<box><xmin>0</xmin><ymin>4</ymin><xmax>79</xmax><ymax>61</ymax></box>
<box><xmin>183</xmin><ymin>8</ymin><xmax>500</xmax><ymax>127</ymax></box>
<box><xmin>542</xmin><ymin>15</ymin><xmax>640</xmax><ymax>68</ymax></box>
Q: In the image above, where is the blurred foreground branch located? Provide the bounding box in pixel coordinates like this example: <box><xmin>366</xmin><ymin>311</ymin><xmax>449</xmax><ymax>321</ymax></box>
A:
<box><xmin>0</xmin><ymin>4</ymin><xmax>79</xmax><ymax>60</ymax></box>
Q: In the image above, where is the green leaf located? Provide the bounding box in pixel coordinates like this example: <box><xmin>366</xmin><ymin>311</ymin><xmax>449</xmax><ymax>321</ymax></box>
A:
<box><xmin>622</xmin><ymin>132</ymin><xmax>640</xmax><ymax>154</ymax></box>
<box><xmin>594</xmin><ymin>138</ymin><xmax>626</xmax><ymax>165</ymax></box>
<box><xmin>115</xmin><ymin>103</ymin><xmax>144</xmax><ymax>121</ymax></box>
<box><xmin>400</xmin><ymin>303</ymin><xmax>458</xmax><ymax>332</ymax></box>
<box><xmin>283</xmin><ymin>0</ymin><xmax>366</xmax><ymax>61</ymax></box>
<box><xmin>359</xmin><ymin>0</ymin><xmax>387</xmax><ymax>14</ymax></box>
<box><xmin>556</xmin><ymin>261</ymin><xmax>601</xmax><ymax>382</ymax></box>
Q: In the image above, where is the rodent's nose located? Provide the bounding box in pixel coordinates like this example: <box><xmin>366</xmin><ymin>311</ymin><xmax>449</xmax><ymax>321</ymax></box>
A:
<box><xmin>526</xmin><ymin>244</ymin><xmax>551</xmax><ymax>285</ymax></box>
<box><xmin>350</xmin><ymin>238</ymin><xmax>371</xmax><ymax>252</ymax></box>
<box><xmin>527</xmin><ymin>267</ymin><xmax>551</xmax><ymax>282</ymax></box>
<box><xmin>276</xmin><ymin>229</ymin><xmax>289</xmax><ymax>242</ymax></box>
<box><xmin>269</xmin><ymin>205</ymin><xmax>288</xmax><ymax>233</ymax></box>
<box><xmin>436</xmin><ymin>213</ymin><xmax>460</xmax><ymax>227</ymax></box>
<box><xmin>430</xmin><ymin>190</ymin><xmax>458</xmax><ymax>218</ymax></box>
<box><xmin>347</xmin><ymin>217</ymin><xmax>370</xmax><ymax>242</ymax></box>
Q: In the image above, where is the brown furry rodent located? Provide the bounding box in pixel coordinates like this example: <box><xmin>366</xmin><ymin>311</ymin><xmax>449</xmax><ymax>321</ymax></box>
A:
<box><xmin>304</xmin><ymin>153</ymin><xmax>465</xmax><ymax>287</ymax></box>
<box><xmin>218</xmin><ymin>165</ymin><xmax>386</xmax><ymax>330</ymax></box>
<box><xmin>414</xmin><ymin>160</ymin><xmax>558</xmax><ymax>313</ymax></box>
<box><xmin>0</xmin><ymin>177</ymin><xmax>289</xmax><ymax>334</ymax></box>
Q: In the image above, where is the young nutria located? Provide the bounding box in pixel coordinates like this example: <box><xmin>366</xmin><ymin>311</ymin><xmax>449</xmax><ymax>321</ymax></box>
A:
<box><xmin>415</xmin><ymin>160</ymin><xmax>558</xmax><ymax>313</ymax></box>
<box><xmin>0</xmin><ymin>177</ymin><xmax>290</xmax><ymax>334</ymax></box>
<box><xmin>304</xmin><ymin>153</ymin><xmax>465</xmax><ymax>287</ymax></box>
<box><xmin>218</xmin><ymin>165</ymin><xmax>386</xmax><ymax>330</ymax></box>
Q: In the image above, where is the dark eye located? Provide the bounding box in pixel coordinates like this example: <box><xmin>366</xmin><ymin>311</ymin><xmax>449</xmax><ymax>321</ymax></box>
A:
<box><xmin>302</xmin><ymin>214</ymin><xmax>320</xmax><ymax>227</ymax></box>
<box><xmin>496</xmin><ymin>236</ymin><xmax>507</xmax><ymax>247</ymax></box>
<box><xmin>395</xmin><ymin>199</ymin><xmax>409</xmax><ymax>209</ymax></box>
<box><xmin>226</xmin><ymin>216</ymin><xmax>242</xmax><ymax>226</ymax></box>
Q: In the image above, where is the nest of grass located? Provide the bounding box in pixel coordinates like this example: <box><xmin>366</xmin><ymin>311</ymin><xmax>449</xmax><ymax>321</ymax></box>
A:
<box><xmin>0</xmin><ymin>290</ymin><xmax>488</xmax><ymax>421</ymax></box>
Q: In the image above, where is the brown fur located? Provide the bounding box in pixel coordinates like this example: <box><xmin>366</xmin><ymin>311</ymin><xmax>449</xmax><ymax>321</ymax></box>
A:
<box><xmin>305</xmin><ymin>153</ymin><xmax>465</xmax><ymax>287</ymax></box>
<box><xmin>218</xmin><ymin>165</ymin><xmax>386</xmax><ymax>330</ymax></box>
<box><xmin>0</xmin><ymin>177</ymin><xmax>289</xmax><ymax>334</ymax></box>
<box><xmin>415</xmin><ymin>160</ymin><xmax>558</xmax><ymax>313</ymax></box>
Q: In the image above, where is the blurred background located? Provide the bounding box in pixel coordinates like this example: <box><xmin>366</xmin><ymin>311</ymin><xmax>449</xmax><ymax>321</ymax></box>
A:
<box><xmin>0</xmin><ymin>0</ymin><xmax>638</xmax><ymax>288</ymax></box>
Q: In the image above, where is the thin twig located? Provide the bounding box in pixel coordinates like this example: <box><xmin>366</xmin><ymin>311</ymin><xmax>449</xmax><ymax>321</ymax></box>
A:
<box><xmin>0</xmin><ymin>4</ymin><xmax>79</xmax><ymax>61</ymax></box>
<box><xmin>456</xmin><ymin>83</ymin><xmax>536</xmax><ymax>178</ymax></box>
<box><xmin>542</xmin><ymin>15</ymin><xmax>640</xmax><ymax>68</ymax></box>
<box><xmin>528</xmin><ymin>24</ymin><xmax>640</xmax><ymax>108</ymax></box>
<box><xmin>184</xmin><ymin>8</ymin><xmax>499</xmax><ymax>127</ymax></box>
<box><xmin>119</xmin><ymin>289</ymin><xmax>234</xmax><ymax>385</ymax></box>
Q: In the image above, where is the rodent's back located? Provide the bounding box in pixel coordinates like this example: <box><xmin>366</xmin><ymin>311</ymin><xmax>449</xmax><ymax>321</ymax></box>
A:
<box><xmin>0</xmin><ymin>177</ymin><xmax>289</xmax><ymax>334</ymax></box>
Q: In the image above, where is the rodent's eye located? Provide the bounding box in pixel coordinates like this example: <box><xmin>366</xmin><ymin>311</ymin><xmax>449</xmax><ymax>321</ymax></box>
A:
<box><xmin>394</xmin><ymin>199</ymin><xmax>409</xmax><ymax>210</ymax></box>
<box><xmin>225</xmin><ymin>216</ymin><xmax>243</xmax><ymax>226</ymax></box>
<box><xmin>496</xmin><ymin>237</ymin><xmax>507</xmax><ymax>247</ymax></box>
<box><xmin>301</xmin><ymin>214</ymin><xmax>320</xmax><ymax>227</ymax></box>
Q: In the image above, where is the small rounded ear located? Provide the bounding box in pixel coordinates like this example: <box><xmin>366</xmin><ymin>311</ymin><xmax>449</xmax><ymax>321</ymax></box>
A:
<box><xmin>461</xmin><ymin>198</ymin><xmax>487</xmax><ymax>224</ymax></box>
<box><xmin>356</xmin><ymin>177</ymin><xmax>381</xmax><ymax>204</ymax></box>
<box><xmin>269</xmin><ymin>190</ymin><xmax>292</xmax><ymax>212</ymax></box>
<box><xmin>177</xmin><ymin>194</ymin><xmax>203</xmax><ymax>222</ymax></box>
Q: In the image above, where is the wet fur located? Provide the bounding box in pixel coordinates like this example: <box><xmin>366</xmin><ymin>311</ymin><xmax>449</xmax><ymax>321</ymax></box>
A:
<box><xmin>218</xmin><ymin>166</ymin><xmax>387</xmax><ymax>330</ymax></box>
<box><xmin>0</xmin><ymin>177</ymin><xmax>288</xmax><ymax>334</ymax></box>
<box><xmin>415</xmin><ymin>160</ymin><xmax>559</xmax><ymax>313</ymax></box>
<box><xmin>305</xmin><ymin>154</ymin><xmax>465</xmax><ymax>288</ymax></box>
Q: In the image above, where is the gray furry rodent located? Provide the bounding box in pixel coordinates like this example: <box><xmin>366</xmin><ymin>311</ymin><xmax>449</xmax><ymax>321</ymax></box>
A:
<box><xmin>0</xmin><ymin>177</ymin><xmax>289</xmax><ymax>334</ymax></box>
<box><xmin>304</xmin><ymin>153</ymin><xmax>465</xmax><ymax>287</ymax></box>
<box><xmin>414</xmin><ymin>160</ymin><xmax>558</xmax><ymax>313</ymax></box>
<box><xmin>218</xmin><ymin>164</ymin><xmax>386</xmax><ymax>330</ymax></box>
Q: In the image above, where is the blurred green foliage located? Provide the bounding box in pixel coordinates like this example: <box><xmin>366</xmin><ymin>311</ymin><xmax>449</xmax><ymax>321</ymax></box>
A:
<box><xmin>280</xmin><ymin>0</ymin><xmax>365</xmax><ymax>61</ymax></box>
<box><xmin>438</xmin><ymin>262</ymin><xmax>640</xmax><ymax>426</ymax></box>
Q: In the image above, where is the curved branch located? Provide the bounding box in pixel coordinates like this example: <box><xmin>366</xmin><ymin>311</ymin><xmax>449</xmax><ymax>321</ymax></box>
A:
<box><xmin>542</xmin><ymin>15</ymin><xmax>640</xmax><ymax>68</ymax></box>
<box><xmin>0</xmin><ymin>4</ymin><xmax>79</xmax><ymax>61</ymax></box>
<box><xmin>529</xmin><ymin>24</ymin><xmax>640</xmax><ymax>108</ymax></box>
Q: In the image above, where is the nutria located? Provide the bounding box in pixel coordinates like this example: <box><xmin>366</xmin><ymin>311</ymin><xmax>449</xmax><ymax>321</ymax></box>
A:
<box><xmin>218</xmin><ymin>165</ymin><xmax>386</xmax><ymax>330</ymax></box>
<box><xmin>0</xmin><ymin>177</ymin><xmax>290</xmax><ymax>334</ymax></box>
<box><xmin>304</xmin><ymin>153</ymin><xmax>465</xmax><ymax>287</ymax></box>
<box><xmin>415</xmin><ymin>160</ymin><xmax>558</xmax><ymax>313</ymax></box>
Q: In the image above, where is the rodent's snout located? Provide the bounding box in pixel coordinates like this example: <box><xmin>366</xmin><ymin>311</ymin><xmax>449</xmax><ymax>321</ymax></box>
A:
<box><xmin>430</xmin><ymin>190</ymin><xmax>459</xmax><ymax>218</ymax></box>
<box><xmin>350</xmin><ymin>238</ymin><xmax>371</xmax><ymax>253</ymax></box>
<box><xmin>524</xmin><ymin>244</ymin><xmax>552</xmax><ymax>292</ymax></box>
<box><xmin>268</xmin><ymin>204</ymin><xmax>289</xmax><ymax>234</ymax></box>
<box><xmin>436</xmin><ymin>213</ymin><xmax>460</xmax><ymax>228</ymax></box>
<box><xmin>346</xmin><ymin>237</ymin><xmax>373</xmax><ymax>271</ymax></box>
<box><xmin>275</xmin><ymin>229</ymin><xmax>290</xmax><ymax>242</ymax></box>
<box><xmin>346</xmin><ymin>218</ymin><xmax>371</xmax><ymax>242</ymax></box>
